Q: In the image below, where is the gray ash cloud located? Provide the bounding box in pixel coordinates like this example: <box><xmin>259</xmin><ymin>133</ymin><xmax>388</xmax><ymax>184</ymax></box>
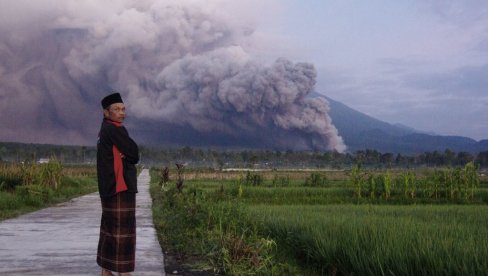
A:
<box><xmin>0</xmin><ymin>0</ymin><xmax>345</xmax><ymax>152</ymax></box>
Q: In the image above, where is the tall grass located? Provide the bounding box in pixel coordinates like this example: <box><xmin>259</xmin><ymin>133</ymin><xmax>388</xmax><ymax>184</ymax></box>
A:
<box><xmin>0</xmin><ymin>162</ymin><xmax>97</xmax><ymax>220</ymax></box>
<box><xmin>149</xmin><ymin>169</ymin><xmax>302</xmax><ymax>275</ymax></box>
<box><xmin>349</xmin><ymin>162</ymin><xmax>482</xmax><ymax>203</ymax></box>
<box><xmin>150</xmin><ymin>165</ymin><xmax>488</xmax><ymax>274</ymax></box>
<box><xmin>249</xmin><ymin>204</ymin><xmax>488</xmax><ymax>275</ymax></box>
<box><xmin>1</xmin><ymin>160</ymin><xmax>64</xmax><ymax>191</ymax></box>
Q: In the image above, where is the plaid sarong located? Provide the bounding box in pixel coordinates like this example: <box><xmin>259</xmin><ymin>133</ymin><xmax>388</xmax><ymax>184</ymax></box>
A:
<box><xmin>97</xmin><ymin>192</ymin><xmax>136</xmax><ymax>273</ymax></box>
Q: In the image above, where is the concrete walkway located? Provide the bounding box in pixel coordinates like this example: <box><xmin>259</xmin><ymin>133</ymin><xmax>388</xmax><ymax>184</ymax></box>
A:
<box><xmin>0</xmin><ymin>169</ymin><xmax>165</xmax><ymax>275</ymax></box>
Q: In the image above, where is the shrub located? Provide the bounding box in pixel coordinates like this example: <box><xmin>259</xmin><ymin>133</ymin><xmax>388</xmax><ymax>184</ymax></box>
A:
<box><xmin>245</xmin><ymin>171</ymin><xmax>263</xmax><ymax>186</ymax></box>
<box><xmin>304</xmin><ymin>172</ymin><xmax>327</xmax><ymax>187</ymax></box>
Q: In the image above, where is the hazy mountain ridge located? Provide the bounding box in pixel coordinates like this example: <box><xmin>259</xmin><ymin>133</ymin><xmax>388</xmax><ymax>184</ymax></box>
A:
<box><xmin>316</xmin><ymin>93</ymin><xmax>487</xmax><ymax>153</ymax></box>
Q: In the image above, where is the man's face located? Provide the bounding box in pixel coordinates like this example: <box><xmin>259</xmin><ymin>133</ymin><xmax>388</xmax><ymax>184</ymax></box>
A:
<box><xmin>104</xmin><ymin>103</ymin><xmax>126</xmax><ymax>123</ymax></box>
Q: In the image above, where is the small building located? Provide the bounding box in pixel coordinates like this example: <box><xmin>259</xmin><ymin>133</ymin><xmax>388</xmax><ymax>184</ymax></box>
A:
<box><xmin>38</xmin><ymin>158</ymin><xmax>50</xmax><ymax>164</ymax></box>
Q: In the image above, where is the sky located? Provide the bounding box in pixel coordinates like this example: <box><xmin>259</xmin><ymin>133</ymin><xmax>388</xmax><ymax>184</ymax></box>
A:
<box><xmin>251</xmin><ymin>0</ymin><xmax>488</xmax><ymax>140</ymax></box>
<box><xmin>0</xmin><ymin>0</ymin><xmax>486</xmax><ymax>149</ymax></box>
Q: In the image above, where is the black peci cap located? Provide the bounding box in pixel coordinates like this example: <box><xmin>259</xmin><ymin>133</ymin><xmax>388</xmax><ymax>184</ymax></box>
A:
<box><xmin>101</xmin><ymin>92</ymin><xmax>123</xmax><ymax>109</ymax></box>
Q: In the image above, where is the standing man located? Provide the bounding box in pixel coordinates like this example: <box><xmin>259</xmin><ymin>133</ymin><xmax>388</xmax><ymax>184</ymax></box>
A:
<box><xmin>97</xmin><ymin>92</ymin><xmax>139</xmax><ymax>276</ymax></box>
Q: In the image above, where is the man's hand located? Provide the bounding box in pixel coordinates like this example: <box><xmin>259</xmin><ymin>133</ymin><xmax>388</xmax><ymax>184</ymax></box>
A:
<box><xmin>120</xmin><ymin>153</ymin><xmax>126</xmax><ymax>159</ymax></box>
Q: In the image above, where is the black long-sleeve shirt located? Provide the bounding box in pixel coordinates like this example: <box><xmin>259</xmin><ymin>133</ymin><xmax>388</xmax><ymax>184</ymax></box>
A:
<box><xmin>97</xmin><ymin>119</ymin><xmax>139</xmax><ymax>198</ymax></box>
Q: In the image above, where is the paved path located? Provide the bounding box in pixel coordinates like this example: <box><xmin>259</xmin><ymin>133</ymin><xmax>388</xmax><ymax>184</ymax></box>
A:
<box><xmin>0</xmin><ymin>169</ymin><xmax>165</xmax><ymax>275</ymax></box>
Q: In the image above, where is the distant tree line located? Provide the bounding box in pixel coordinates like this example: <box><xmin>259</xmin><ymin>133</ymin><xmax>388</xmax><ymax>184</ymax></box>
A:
<box><xmin>140</xmin><ymin>146</ymin><xmax>488</xmax><ymax>169</ymax></box>
<box><xmin>1</xmin><ymin>142</ymin><xmax>487</xmax><ymax>169</ymax></box>
<box><xmin>0</xmin><ymin>142</ymin><xmax>95</xmax><ymax>164</ymax></box>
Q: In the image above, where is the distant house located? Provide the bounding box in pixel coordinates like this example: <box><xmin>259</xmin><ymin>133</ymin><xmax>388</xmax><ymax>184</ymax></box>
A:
<box><xmin>38</xmin><ymin>158</ymin><xmax>50</xmax><ymax>164</ymax></box>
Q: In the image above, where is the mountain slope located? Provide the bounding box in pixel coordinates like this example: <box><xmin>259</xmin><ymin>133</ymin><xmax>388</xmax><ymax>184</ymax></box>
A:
<box><xmin>323</xmin><ymin>96</ymin><xmax>415</xmax><ymax>138</ymax></box>
<box><xmin>313</xmin><ymin>93</ymin><xmax>487</xmax><ymax>153</ymax></box>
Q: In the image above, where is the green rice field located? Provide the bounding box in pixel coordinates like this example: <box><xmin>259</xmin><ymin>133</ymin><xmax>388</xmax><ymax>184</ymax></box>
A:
<box><xmin>151</xmin><ymin>166</ymin><xmax>488</xmax><ymax>275</ymax></box>
<box><xmin>249</xmin><ymin>204</ymin><xmax>488</xmax><ymax>275</ymax></box>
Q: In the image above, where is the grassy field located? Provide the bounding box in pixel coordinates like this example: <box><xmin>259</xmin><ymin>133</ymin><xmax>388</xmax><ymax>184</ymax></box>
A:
<box><xmin>150</xmin><ymin>166</ymin><xmax>488</xmax><ymax>275</ymax></box>
<box><xmin>249</xmin><ymin>204</ymin><xmax>488</xmax><ymax>275</ymax></box>
<box><xmin>0</xmin><ymin>163</ymin><xmax>98</xmax><ymax>220</ymax></box>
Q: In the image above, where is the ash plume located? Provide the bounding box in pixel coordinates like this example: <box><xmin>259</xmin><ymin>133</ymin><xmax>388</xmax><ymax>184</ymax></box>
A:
<box><xmin>0</xmin><ymin>0</ymin><xmax>346</xmax><ymax>152</ymax></box>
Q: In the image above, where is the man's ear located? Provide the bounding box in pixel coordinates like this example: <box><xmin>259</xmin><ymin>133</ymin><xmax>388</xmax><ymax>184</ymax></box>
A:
<box><xmin>103</xmin><ymin>109</ymin><xmax>109</xmax><ymax>118</ymax></box>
